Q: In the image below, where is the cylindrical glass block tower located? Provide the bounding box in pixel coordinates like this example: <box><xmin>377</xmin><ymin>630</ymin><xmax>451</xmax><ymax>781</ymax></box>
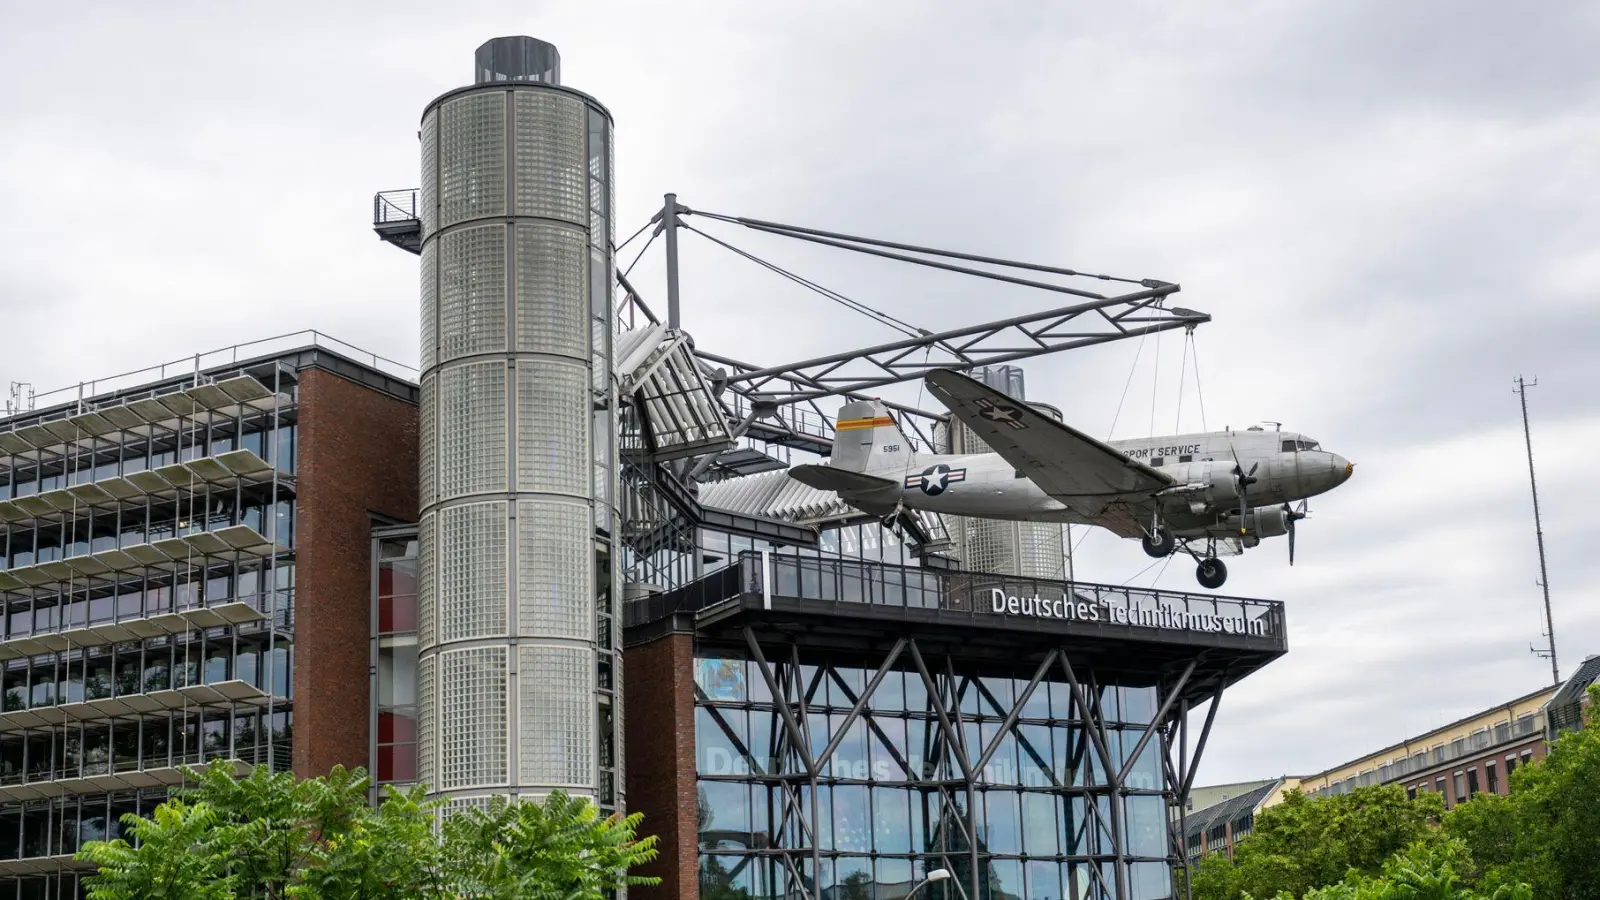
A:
<box><xmin>416</xmin><ymin>37</ymin><xmax>620</xmax><ymax>813</ymax></box>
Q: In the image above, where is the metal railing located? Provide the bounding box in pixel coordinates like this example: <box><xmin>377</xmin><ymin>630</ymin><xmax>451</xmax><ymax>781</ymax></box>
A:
<box><xmin>23</xmin><ymin>330</ymin><xmax>418</xmax><ymax>414</ymax></box>
<box><xmin>627</xmin><ymin>551</ymin><xmax>1286</xmax><ymax>646</ymax></box>
<box><xmin>373</xmin><ymin>189</ymin><xmax>420</xmax><ymax>225</ymax></box>
<box><xmin>0</xmin><ymin>588</ymin><xmax>295</xmax><ymax>645</ymax></box>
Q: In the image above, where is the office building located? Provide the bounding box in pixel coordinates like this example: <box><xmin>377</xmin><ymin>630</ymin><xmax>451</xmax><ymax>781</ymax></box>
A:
<box><xmin>0</xmin><ymin>334</ymin><xmax>418</xmax><ymax>896</ymax></box>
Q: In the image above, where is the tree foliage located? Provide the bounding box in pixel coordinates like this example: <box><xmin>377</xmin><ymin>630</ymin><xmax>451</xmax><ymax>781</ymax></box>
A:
<box><xmin>77</xmin><ymin>760</ymin><xmax>659</xmax><ymax>900</ymax></box>
<box><xmin>440</xmin><ymin>792</ymin><xmax>658</xmax><ymax>900</ymax></box>
<box><xmin>78</xmin><ymin>800</ymin><xmax>235</xmax><ymax>900</ymax></box>
<box><xmin>1190</xmin><ymin>784</ymin><xmax>1445</xmax><ymax>900</ymax></box>
<box><xmin>1193</xmin><ymin>685</ymin><xmax>1598</xmax><ymax>900</ymax></box>
<box><xmin>1446</xmin><ymin>683</ymin><xmax>1600</xmax><ymax>900</ymax></box>
<box><xmin>1294</xmin><ymin>838</ymin><xmax>1532</xmax><ymax>900</ymax></box>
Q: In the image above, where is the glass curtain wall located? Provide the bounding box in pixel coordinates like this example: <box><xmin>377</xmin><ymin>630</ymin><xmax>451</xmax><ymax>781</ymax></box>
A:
<box><xmin>694</xmin><ymin>651</ymin><xmax>1174</xmax><ymax>900</ymax></box>
<box><xmin>375</xmin><ymin>535</ymin><xmax>419</xmax><ymax>787</ymax></box>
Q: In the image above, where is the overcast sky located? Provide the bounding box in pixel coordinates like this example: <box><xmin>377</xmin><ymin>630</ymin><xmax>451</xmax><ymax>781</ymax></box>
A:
<box><xmin>2</xmin><ymin>1</ymin><xmax>1596</xmax><ymax>787</ymax></box>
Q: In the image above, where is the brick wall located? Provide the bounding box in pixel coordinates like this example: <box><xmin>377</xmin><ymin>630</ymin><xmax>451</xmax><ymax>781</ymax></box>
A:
<box><xmin>1401</xmin><ymin>732</ymin><xmax>1548</xmax><ymax>807</ymax></box>
<box><xmin>625</xmin><ymin>630</ymin><xmax>699</xmax><ymax>900</ymax></box>
<box><xmin>292</xmin><ymin>367</ymin><xmax>418</xmax><ymax>778</ymax></box>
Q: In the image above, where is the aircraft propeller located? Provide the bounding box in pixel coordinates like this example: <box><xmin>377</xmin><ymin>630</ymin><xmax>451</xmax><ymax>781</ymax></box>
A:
<box><xmin>1284</xmin><ymin>500</ymin><xmax>1309</xmax><ymax>564</ymax></box>
<box><xmin>1228</xmin><ymin>443</ymin><xmax>1259</xmax><ymax>536</ymax></box>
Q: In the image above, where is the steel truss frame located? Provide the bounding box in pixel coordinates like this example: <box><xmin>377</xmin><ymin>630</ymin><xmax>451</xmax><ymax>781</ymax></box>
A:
<box><xmin>693</xmin><ymin>628</ymin><xmax>1224</xmax><ymax>900</ymax></box>
<box><xmin>622</xmin><ymin>197</ymin><xmax>1211</xmax><ymax>458</ymax></box>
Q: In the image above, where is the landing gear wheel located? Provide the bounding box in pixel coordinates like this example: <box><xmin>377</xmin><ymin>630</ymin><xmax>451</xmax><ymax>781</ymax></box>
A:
<box><xmin>1141</xmin><ymin>527</ymin><xmax>1176</xmax><ymax>558</ymax></box>
<box><xmin>1196</xmin><ymin>558</ymin><xmax>1228</xmax><ymax>590</ymax></box>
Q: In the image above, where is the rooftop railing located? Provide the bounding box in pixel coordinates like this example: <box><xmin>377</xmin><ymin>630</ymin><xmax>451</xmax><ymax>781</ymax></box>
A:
<box><xmin>627</xmin><ymin>551</ymin><xmax>1286</xmax><ymax>648</ymax></box>
<box><xmin>20</xmin><ymin>331</ymin><xmax>418</xmax><ymax>415</ymax></box>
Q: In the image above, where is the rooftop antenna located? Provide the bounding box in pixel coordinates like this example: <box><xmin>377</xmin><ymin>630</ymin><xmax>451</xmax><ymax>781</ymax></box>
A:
<box><xmin>1514</xmin><ymin>375</ymin><xmax>1559</xmax><ymax>686</ymax></box>
<box><xmin>5</xmin><ymin>382</ymin><xmax>34</xmax><ymax>417</ymax></box>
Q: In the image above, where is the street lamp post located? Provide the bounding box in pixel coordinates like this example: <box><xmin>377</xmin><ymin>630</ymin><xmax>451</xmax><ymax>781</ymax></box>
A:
<box><xmin>907</xmin><ymin>867</ymin><xmax>970</xmax><ymax>900</ymax></box>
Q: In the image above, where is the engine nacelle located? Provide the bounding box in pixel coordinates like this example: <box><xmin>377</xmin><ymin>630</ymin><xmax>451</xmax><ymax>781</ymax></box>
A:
<box><xmin>1191</xmin><ymin>460</ymin><xmax>1240</xmax><ymax>509</ymax></box>
<box><xmin>1210</xmin><ymin>506</ymin><xmax>1291</xmax><ymax>547</ymax></box>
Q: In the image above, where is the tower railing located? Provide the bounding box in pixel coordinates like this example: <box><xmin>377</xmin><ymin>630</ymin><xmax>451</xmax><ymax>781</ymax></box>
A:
<box><xmin>373</xmin><ymin>189</ymin><xmax>420</xmax><ymax>225</ymax></box>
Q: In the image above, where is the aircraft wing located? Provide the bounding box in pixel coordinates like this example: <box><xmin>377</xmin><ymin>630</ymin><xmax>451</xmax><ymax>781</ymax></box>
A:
<box><xmin>925</xmin><ymin>369</ymin><xmax>1174</xmax><ymax>539</ymax></box>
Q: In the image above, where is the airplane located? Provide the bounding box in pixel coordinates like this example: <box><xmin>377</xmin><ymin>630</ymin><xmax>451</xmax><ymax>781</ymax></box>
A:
<box><xmin>788</xmin><ymin>368</ymin><xmax>1354</xmax><ymax>590</ymax></box>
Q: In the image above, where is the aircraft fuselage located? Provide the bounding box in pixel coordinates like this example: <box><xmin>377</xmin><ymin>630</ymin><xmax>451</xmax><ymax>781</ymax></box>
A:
<box><xmin>887</xmin><ymin>428</ymin><xmax>1351</xmax><ymax>535</ymax></box>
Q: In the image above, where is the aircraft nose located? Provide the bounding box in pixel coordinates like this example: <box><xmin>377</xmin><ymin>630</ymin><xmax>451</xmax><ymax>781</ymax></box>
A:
<box><xmin>1332</xmin><ymin>454</ymin><xmax>1354</xmax><ymax>483</ymax></box>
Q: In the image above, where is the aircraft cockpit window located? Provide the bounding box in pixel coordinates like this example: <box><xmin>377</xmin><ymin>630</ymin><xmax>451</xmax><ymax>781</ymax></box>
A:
<box><xmin>1281</xmin><ymin>440</ymin><xmax>1297</xmax><ymax>452</ymax></box>
<box><xmin>1284</xmin><ymin>439</ymin><xmax>1321</xmax><ymax>452</ymax></box>
<box><xmin>1303</xmin><ymin>440</ymin><xmax>1321</xmax><ymax>451</ymax></box>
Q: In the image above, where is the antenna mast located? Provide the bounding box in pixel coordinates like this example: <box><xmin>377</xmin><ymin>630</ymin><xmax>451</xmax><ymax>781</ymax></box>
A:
<box><xmin>1514</xmin><ymin>375</ymin><xmax>1559</xmax><ymax>686</ymax></box>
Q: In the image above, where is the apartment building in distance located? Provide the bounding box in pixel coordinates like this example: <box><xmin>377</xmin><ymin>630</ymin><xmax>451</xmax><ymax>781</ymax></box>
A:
<box><xmin>1184</xmin><ymin>655</ymin><xmax>1600</xmax><ymax>862</ymax></box>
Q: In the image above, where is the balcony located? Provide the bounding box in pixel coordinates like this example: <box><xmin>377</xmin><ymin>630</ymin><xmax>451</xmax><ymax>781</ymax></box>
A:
<box><xmin>373</xmin><ymin>190</ymin><xmax>422</xmax><ymax>255</ymax></box>
<box><xmin>0</xmin><ymin>374</ymin><xmax>289</xmax><ymax>472</ymax></box>
<box><xmin>0</xmin><ymin>525</ymin><xmax>281</xmax><ymax>599</ymax></box>
<box><xmin>0</xmin><ymin>757</ymin><xmax>256</xmax><ymax>806</ymax></box>
<box><xmin>0</xmin><ymin>589</ymin><xmax>286</xmax><ymax>665</ymax></box>
<box><xmin>0</xmin><ymin>450</ymin><xmax>287</xmax><ymax>534</ymax></box>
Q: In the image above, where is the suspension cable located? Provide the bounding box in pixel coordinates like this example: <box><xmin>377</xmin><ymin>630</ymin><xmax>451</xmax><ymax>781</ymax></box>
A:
<box><xmin>1174</xmin><ymin>331</ymin><xmax>1192</xmax><ymax>434</ymax></box>
<box><xmin>615</xmin><ymin>217</ymin><xmax>654</xmax><ymax>254</ymax></box>
<box><xmin>690</xmin><ymin>209</ymin><xmax>1151</xmax><ymax>286</ymax></box>
<box><xmin>1148</xmin><ymin>329</ymin><xmax>1162</xmax><ymax>439</ymax></box>
<box><xmin>622</xmin><ymin>228</ymin><xmax>659</xmax><ymax>280</ymax></box>
<box><xmin>1188</xmin><ymin>330</ymin><xmax>1210</xmax><ymax>432</ymax></box>
<box><xmin>681</xmin><ymin>222</ymin><xmax>928</xmax><ymax>340</ymax></box>
<box><xmin>1106</xmin><ymin>331</ymin><xmax>1149</xmax><ymax>440</ymax></box>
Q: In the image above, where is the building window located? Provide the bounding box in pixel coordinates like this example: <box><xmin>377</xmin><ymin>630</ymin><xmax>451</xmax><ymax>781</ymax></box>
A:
<box><xmin>1505</xmin><ymin>755</ymin><xmax>1517</xmax><ymax>778</ymax></box>
<box><xmin>1406</xmin><ymin>785</ymin><xmax>1416</xmax><ymax>800</ymax></box>
<box><xmin>1453</xmin><ymin>772</ymin><xmax>1467</xmax><ymax>804</ymax></box>
<box><xmin>693</xmin><ymin>653</ymin><xmax>1172</xmax><ymax>890</ymax></box>
<box><xmin>1486</xmin><ymin>761</ymin><xmax>1498</xmax><ymax>794</ymax></box>
<box><xmin>1467</xmin><ymin>768</ymin><xmax>1479</xmax><ymax>797</ymax></box>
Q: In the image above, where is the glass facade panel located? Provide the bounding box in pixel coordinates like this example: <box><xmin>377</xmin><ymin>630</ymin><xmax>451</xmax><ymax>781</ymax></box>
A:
<box><xmin>694</xmin><ymin>650</ymin><xmax>1183</xmax><ymax>898</ymax></box>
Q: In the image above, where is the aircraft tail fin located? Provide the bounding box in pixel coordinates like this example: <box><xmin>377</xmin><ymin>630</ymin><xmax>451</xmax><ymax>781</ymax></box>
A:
<box><xmin>830</xmin><ymin>400</ymin><xmax>915</xmax><ymax>474</ymax></box>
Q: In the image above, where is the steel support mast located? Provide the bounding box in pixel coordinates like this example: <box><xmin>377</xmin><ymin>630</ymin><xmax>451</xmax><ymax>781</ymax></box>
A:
<box><xmin>1514</xmin><ymin>376</ymin><xmax>1559</xmax><ymax>686</ymax></box>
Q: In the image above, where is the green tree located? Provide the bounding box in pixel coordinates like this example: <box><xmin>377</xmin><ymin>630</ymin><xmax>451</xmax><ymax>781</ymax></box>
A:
<box><xmin>1293</xmin><ymin>838</ymin><xmax>1531</xmax><ymax>900</ymax></box>
<box><xmin>1445</xmin><ymin>684</ymin><xmax>1600</xmax><ymax>900</ymax></box>
<box><xmin>1190</xmin><ymin>784</ymin><xmax>1446</xmax><ymax>900</ymax></box>
<box><xmin>440</xmin><ymin>790</ymin><xmax>660</xmax><ymax>900</ymax></box>
<box><xmin>78</xmin><ymin>800</ymin><xmax>235</xmax><ymax>900</ymax></box>
<box><xmin>288</xmin><ymin>783</ymin><xmax>446</xmax><ymax>900</ymax></box>
<box><xmin>79</xmin><ymin>762</ymin><xmax>660</xmax><ymax>900</ymax></box>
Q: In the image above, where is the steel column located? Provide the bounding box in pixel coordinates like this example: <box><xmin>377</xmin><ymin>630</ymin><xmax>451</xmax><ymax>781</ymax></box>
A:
<box><xmin>663</xmin><ymin>193</ymin><xmax>682</xmax><ymax>329</ymax></box>
<box><xmin>1117</xmin><ymin>659</ymin><xmax>1196</xmax><ymax>785</ymax></box>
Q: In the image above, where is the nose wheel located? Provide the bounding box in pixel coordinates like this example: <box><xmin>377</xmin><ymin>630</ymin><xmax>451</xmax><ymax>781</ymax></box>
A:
<box><xmin>1141</xmin><ymin>526</ymin><xmax>1176</xmax><ymax>558</ymax></box>
<box><xmin>1195</xmin><ymin>558</ymin><xmax>1228</xmax><ymax>589</ymax></box>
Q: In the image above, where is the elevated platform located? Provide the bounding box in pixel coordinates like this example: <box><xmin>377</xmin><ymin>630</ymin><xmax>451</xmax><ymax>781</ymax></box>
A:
<box><xmin>0</xmin><ymin>450</ymin><xmax>286</xmax><ymax>532</ymax></box>
<box><xmin>0</xmin><ymin>525</ymin><xmax>281</xmax><ymax>599</ymax></box>
<box><xmin>626</xmin><ymin>551</ymin><xmax>1286</xmax><ymax>702</ymax></box>
<box><xmin>0</xmin><ymin>374</ymin><xmax>288</xmax><ymax>472</ymax></box>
